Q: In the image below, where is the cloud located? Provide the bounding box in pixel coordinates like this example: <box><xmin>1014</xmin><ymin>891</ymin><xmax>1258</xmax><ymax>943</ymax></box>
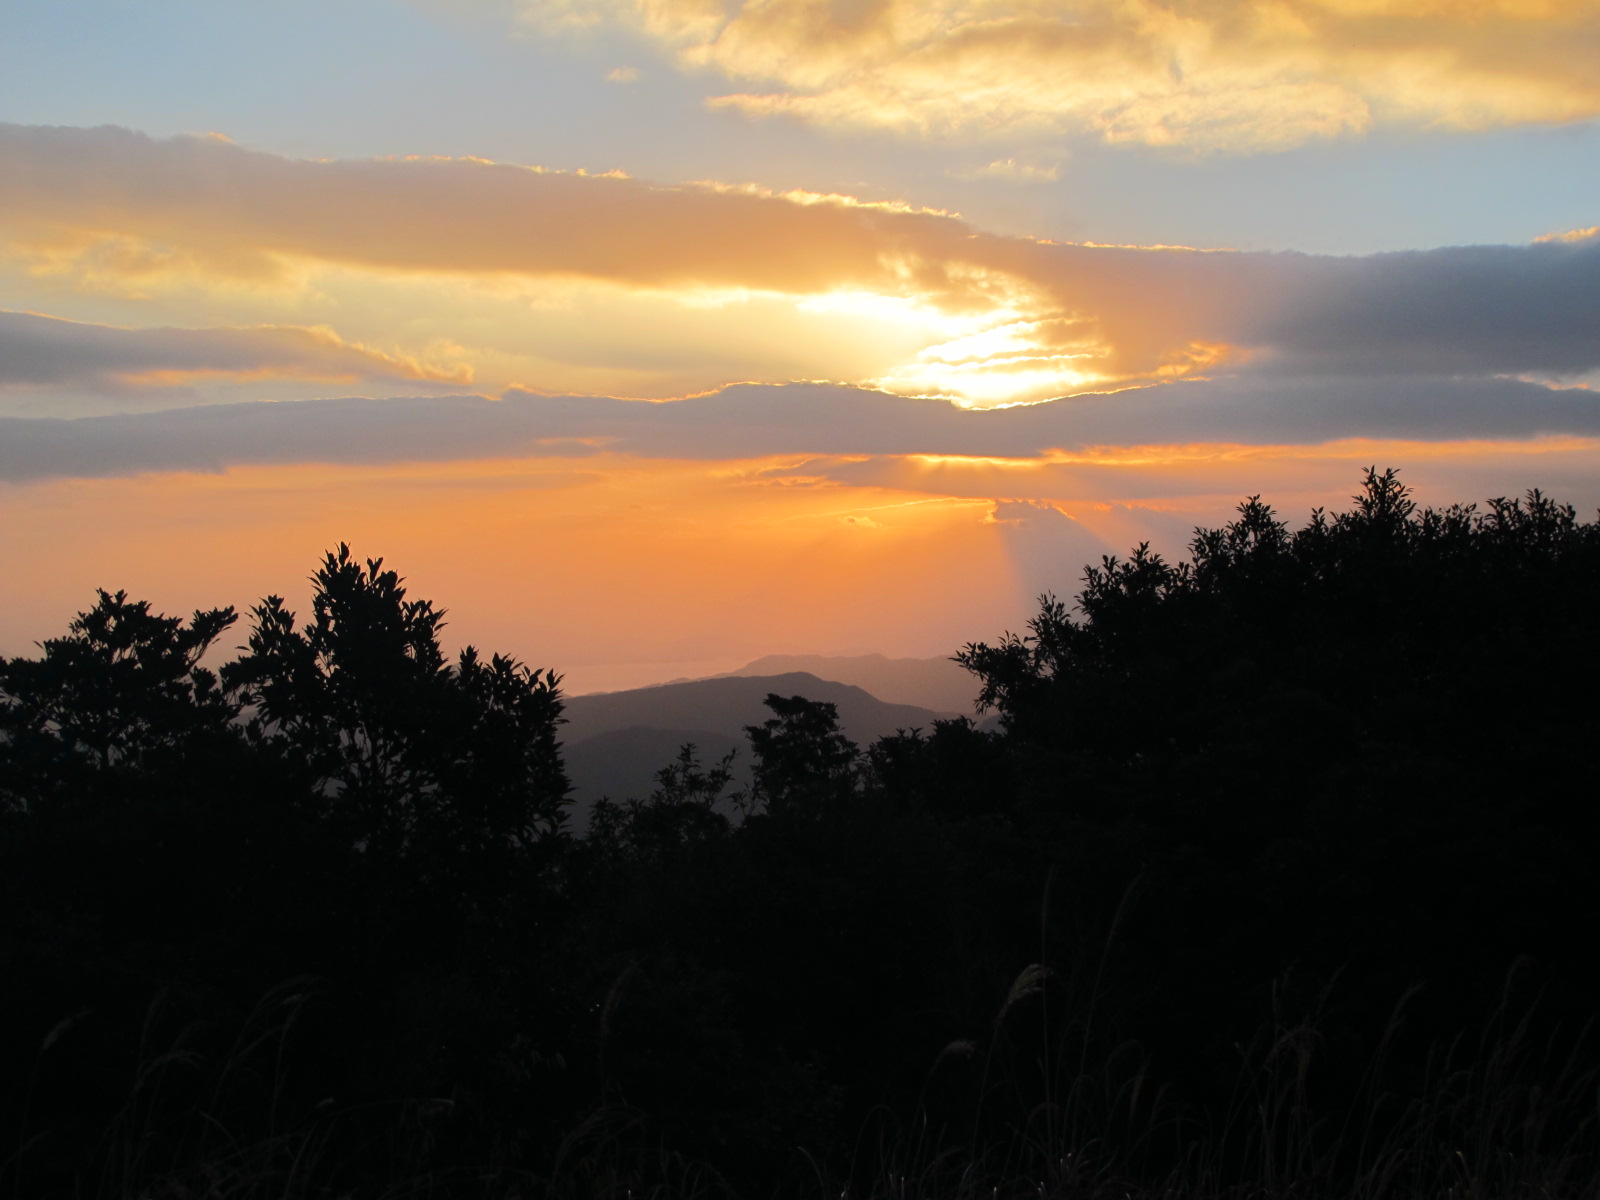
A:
<box><xmin>4</xmin><ymin>376</ymin><xmax>1599</xmax><ymax>484</ymax></box>
<box><xmin>948</xmin><ymin>158</ymin><xmax>1064</xmax><ymax>183</ymax></box>
<box><xmin>518</xmin><ymin>0</ymin><xmax>1600</xmax><ymax>153</ymax></box>
<box><xmin>0</xmin><ymin>310</ymin><xmax>467</xmax><ymax>402</ymax></box>
<box><xmin>986</xmin><ymin>498</ymin><xmax>1073</xmax><ymax>527</ymax></box>
<box><xmin>0</xmin><ymin>393</ymin><xmax>573</xmax><ymax>482</ymax></box>
<box><xmin>984</xmin><ymin>498</ymin><xmax>1107</xmax><ymax>599</ymax></box>
<box><xmin>1538</xmin><ymin>225</ymin><xmax>1600</xmax><ymax>244</ymax></box>
<box><xmin>0</xmin><ymin>123</ymin><xmax>975</xmax><ymax>296</ymax></box>
<box><xmin>5</xmin><ymin>125</ymin><xmax>1600</xmax><ymax>411</ymax></box>
<box><xmin>1256</xmin><ymin>240</ymin><xmax>1600</xmax><ymax>376</ymax></box>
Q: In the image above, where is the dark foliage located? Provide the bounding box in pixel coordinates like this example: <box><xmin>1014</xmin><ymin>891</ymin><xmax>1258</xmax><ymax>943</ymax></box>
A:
<box><xmin>0</xmin><ymin>591</ymin><xmax>242</xmax><ymax>811</ymax></box>
<box><xmin>3</xmin><ymin>470</ymin><xmax>1598</xmax><ymax>1198</ymax></box>
<box><xmin>224</xmin><ymin>544</ymin><xmax>570</xmax><ymax>871</ymax></box>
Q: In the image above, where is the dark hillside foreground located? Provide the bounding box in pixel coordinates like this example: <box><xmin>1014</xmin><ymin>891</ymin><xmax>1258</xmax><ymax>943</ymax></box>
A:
<box><xmin>2</xmin><ymin>470</ymin><xmax>1598</xmax><ymax>1199</ymax></box>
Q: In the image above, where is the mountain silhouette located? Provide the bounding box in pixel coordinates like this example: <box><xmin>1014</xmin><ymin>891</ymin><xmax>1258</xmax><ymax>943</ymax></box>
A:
<box><xmin>560</xmin><ymin>671</ymin><xmax>957</xmax><ymax>804</ymax></box>
<box><xmin>715</xmin><ymin>653</ymin><xmax>979</xmax><ymax>713</ymax></box>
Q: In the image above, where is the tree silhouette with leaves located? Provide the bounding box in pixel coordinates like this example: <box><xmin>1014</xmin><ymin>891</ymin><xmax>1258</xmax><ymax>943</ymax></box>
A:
<box><xmin>744</xmin><ymin>693</ymin><xmax>859</xmax><ymax>820</ymax></box>
<box><xmin>959</xmin><ymin>467</ymin><xmax>1600</xmax><ymax>763</ymax></box>
<box><xmin>588</xmin><ymin>742</ymin><xmax>736</xmax><ymax>862</ymax></box>
<box><xmin>223</xmin><ymin>545</ymin><xmax>570</xmax><ymax>870</ymax></box>
<box><xmin>0</xmin><ymin>591</ymin><xmax>241</xmax><ymax>810</ymax></box>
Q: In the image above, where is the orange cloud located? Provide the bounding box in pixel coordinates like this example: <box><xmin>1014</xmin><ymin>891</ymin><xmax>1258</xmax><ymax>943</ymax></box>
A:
<box><xmin>5</xmin><ymin>125</ymin><xmax>1599</xmax><ymax>413</ymax></box>
<box><xmin>1537</xmin><ymin>225</ymin><xmax>1600</xmax><ymax>244</ymax></box>
<box><xmin>0</xmin><ymin>124</ymin><xmax>965</xmax><ymax>295</ymax></box>
<box><xmin>0</xmin><ymin>124</ymin><xmax>1282</xmax><ymax>402</ymax></box>
<box><xmin>523</xmin><ymin>0</ymin><xmax>1600</xmax><ymax>152</ymax></box>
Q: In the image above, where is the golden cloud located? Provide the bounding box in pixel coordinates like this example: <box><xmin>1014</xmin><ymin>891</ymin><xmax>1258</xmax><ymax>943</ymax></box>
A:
<box><xmin>4</xmin><ymin>125</ymin><xmax>1598</xmax><ymax>413</ymax></box>
<box><xmin>520</xmin><ymin>0</ymin><xmax>1600</xmax><ymax>152</ymax></box>
<box><xmin>0</xmin><ymin>124</ymin><xmax>1260</xmax><ymax>402</ymax></box>
<box><xmin>1537</xmin><ymin>225</ymin><xmax>1600</xmax><ymax>244</ymax></box>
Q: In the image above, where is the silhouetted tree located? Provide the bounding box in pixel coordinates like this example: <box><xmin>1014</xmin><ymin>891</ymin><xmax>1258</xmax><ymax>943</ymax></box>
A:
<box><xmin>956</xmin><ymin>466</ymin><xmax>1600</xmax><ymax>1100</ymax></box>
<box><xmin>864</xmin><ymin>716</ymin><xmax>1014</xmax><ymax>818</ymax></box>
<box><xmin>0</xmin><ymin>591</ymin><xmax>241</xmax><ymax>810</ymax></box>
<box><xmin>744</xmin><ymin>693</ymin><xmax>859</xmax><ymax>820</ymax></box>
<box><xmin>959</xmin><ymin>467</ymin><xmax>1600</xmax><ymax>772</ymax></box>
<box><xmin>223</xmin><ymin>545</ymin><xmax>570</xmax><ymax>871</ymax></box>
<box><xmin>588</xmin><ymin>742</ymin><xmax>735</xmax><ymax>861</ymax></box>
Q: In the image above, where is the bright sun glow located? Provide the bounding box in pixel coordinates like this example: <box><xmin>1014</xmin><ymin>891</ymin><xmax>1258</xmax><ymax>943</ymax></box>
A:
<box><xmin>793</xmin><ymin>291</ymin><xmax>1120</xmax><ymax>407</ymax></box>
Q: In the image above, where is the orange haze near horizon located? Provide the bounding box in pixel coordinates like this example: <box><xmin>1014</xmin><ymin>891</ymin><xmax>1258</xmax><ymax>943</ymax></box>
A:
<box><xmin>7</xmin><ymin>436</ymin><xmax>1599</xmax><ymax>695</ymax></box>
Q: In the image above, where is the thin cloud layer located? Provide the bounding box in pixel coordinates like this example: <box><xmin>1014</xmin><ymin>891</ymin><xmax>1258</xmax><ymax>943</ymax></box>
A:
<box><xmin>522</xmin><ymin>0</ymin><xmax>1600</xmax><ymax>153</ymax></box>
<box><xmin>5</xmin><ymin>377</ymin><xmax>1598</xmax><ymax>484</ymax></box>
<box><xmin>0</xmin><ymin>310</ymin><xmax>466</xmax><ymax>400</ymax></box>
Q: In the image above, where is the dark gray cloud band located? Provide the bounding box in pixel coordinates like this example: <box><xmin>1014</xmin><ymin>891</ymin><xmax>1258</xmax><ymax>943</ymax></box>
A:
<box><xmin>1254</xmin><ymin>240</ymin><xmax>1600</xmax><ymax>376</ymax></box>
<box><xmin>0</xmin><ymin>310</ymin><xmax>459</xmax><ymax>396</ymax></box>
<box><xmin>4</xmin><ymin>377</ymin><xmax>1598</xmax><ymax>484</ymax></box>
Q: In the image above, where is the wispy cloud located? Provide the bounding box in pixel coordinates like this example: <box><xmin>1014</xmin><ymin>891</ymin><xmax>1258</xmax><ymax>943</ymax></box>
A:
<box><xmin>948</xmin><ymin>158</ymin><xmax>1064</xmax><ymax>183</ymax></box>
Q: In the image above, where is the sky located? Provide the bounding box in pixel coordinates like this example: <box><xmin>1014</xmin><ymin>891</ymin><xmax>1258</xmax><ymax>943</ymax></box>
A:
<box><xmin>2</xmin><ymin>0</ymin><xmax>1598</xmax><ymax>693</ymax></box>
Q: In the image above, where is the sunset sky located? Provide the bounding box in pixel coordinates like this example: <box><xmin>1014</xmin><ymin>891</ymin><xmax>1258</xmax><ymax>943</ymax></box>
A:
<box><xmin>3</xmin><ymin>0</ymin><xmax>1599</xmax><ymax>693</ymax></box>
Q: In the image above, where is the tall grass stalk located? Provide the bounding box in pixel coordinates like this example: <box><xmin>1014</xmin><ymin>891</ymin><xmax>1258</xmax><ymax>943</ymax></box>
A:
<box><xmin>10</xmin><ymin>963</ymin><xmax>1597</xmax><ymax>1199</ymax></box>
<box><xmin>814</xmin><ymin>958</ymin><xmax>1598</xmax><ymax>1200</ymax></box>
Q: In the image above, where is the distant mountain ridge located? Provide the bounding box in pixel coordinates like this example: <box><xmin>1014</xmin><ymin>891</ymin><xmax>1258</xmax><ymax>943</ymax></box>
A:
<box><xmin>562</xmin><ymin>671</ymin><xmax>955</xmax><ymax>747</ymax></box>
<box><xmin>717</xmin><ymin>653</ymin><xmax>979</xmax><ymax>714</ymax></box>
<box><xmin>560</xmin><ymin>671</ymin><xmax>958</xmax><ymax>806</ymax></box>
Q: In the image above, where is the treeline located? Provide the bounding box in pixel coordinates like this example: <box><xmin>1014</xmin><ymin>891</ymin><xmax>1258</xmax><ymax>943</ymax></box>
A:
<box><xmin>2</xmin><ymin>470</ymin><xmax>1597</xmax><ymax>1199</ymax></box>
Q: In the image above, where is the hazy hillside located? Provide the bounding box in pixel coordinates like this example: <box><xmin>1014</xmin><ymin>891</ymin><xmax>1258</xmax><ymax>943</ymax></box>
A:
<box><xmin>562</xmin><ymin>671</ymin><xmax>955</xmax><ymax>745</ymax></box>
<box><xmin>718</xmin><ymin>653</ymin><xmax>980</xmax><ymax>713</ymax></box>
<box><xmin>560</xmin><ymin>671</ymin><xmax>957</xmax><ymax>803</ymax></box>
<box><xmin>563</xmin><ymin>725</ymin><xmax>743</xmax><ymax>810</ymax></box>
